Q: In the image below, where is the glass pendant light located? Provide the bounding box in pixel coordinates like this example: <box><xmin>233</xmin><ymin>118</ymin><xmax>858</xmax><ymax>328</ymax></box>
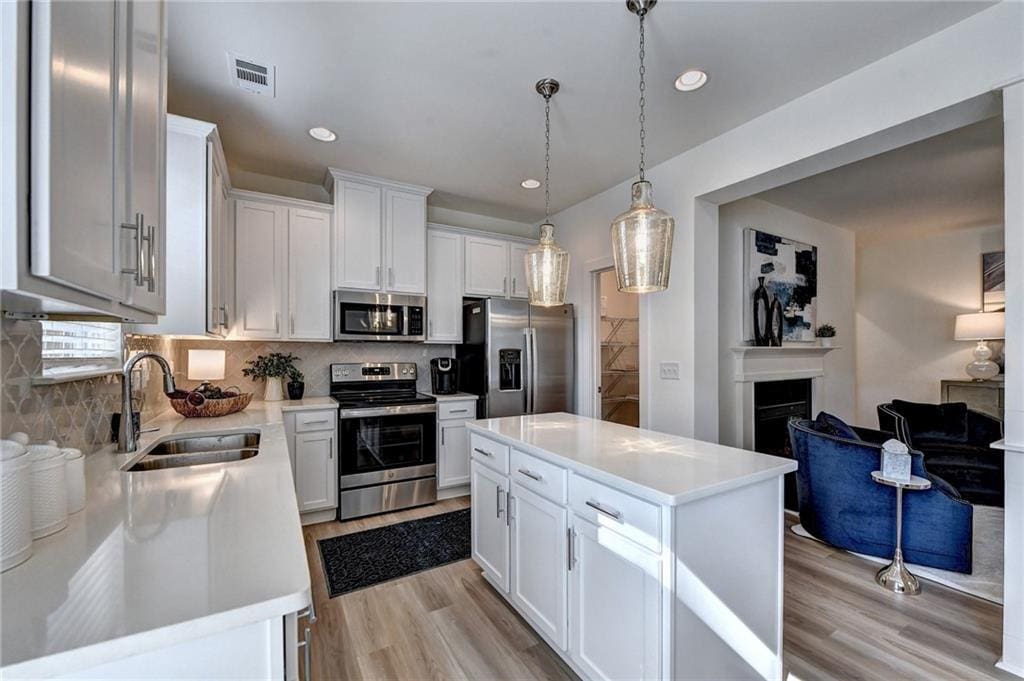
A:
<box><xmin>611</xmin><ymin>0</ymin><xmax>675</xmax><ymax>293</ymax></box>
<box><xmin>525</xmin><ymin>78</ymin><xmax>571</xmax><ymax>307</ymax></box>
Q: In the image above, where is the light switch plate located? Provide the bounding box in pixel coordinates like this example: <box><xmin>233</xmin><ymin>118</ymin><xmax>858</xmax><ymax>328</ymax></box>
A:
<box><xmin>659</xmin><ymin>362</ymin><xmax>680</xmax><ymax>380</ymax></box>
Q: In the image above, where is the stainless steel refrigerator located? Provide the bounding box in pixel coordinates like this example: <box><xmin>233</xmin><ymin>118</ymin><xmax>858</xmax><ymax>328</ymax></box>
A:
<box><xmin>456</xmin><ymin>299</ymin><xmax>575</xmax><ymax>418</ymax></box>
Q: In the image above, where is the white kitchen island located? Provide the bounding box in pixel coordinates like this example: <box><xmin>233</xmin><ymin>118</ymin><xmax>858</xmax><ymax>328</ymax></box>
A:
<box><xmin>467</xmin><ymin>412</ymin><xmax>798</xmax><ymax>681</ymax></box>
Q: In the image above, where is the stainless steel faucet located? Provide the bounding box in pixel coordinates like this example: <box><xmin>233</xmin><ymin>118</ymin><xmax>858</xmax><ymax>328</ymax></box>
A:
<box><xmin>119</xmin><ymin>352</ymin><xmax>176</xmax><ymax>453</ymax></box>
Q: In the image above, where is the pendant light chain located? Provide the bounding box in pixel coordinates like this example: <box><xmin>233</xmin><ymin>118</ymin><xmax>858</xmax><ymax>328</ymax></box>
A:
<box><xmin>544</xmin><ymin>94</ymin><xmax>552</xmax><ymax>222</ymax></box>
<box><xmin>637</xmin><ymin>11</ymin><xmax>647</xmax><ymax>182</ymax></box>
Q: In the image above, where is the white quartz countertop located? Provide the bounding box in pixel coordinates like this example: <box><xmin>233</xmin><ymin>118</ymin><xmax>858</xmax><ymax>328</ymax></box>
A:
<box><xmin>0</xmin><ymin>399</ymin><xmax>336</xmax><ymax>677</ymax></box>
<box><xmin>425</xmin><ymin>391</ymin><xmax>479</xmax><ymax>402</ymax></box>
<box><xmin>467</xmin><ymin>412</ymin><xmax>797</xmax><ymax>506</ymax></box>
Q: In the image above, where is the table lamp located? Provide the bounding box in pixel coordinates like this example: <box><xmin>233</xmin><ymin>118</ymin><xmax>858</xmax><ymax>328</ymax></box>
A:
<box><xmin>187</xmin><ymin>349</ymin><xmax>226</xmax><ymax>391</ymax></box>
<box><xmin>954</xmin><ymin>312</ymin><xmax>1004</xmax><ymax>381</ymax></box>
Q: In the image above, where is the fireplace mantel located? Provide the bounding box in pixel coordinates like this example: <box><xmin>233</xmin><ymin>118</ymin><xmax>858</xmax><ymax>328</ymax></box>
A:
<box><xmin>731</xmin><ymin>345</ymin><xmax>840</xmax><ymax>382</ymax></box>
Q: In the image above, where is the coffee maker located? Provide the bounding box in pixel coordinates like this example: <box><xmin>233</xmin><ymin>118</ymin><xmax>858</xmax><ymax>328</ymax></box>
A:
<box><xmin>430</xmin><ymin>358</ymin><xmax>459</xmax><ymax>395</ymax></box>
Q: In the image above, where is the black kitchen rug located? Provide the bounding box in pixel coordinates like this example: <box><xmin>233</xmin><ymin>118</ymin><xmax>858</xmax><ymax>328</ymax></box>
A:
<box><xmin>318</xmin><ymin>508</ymin><xmax>471</xmax><ymax>598</ymax></box>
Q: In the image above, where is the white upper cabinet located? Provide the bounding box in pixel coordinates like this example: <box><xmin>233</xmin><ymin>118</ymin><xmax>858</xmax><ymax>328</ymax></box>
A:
<box><xmin>426</xmin><ymin>228</ymin><xmax>463</xmax><ymax>343</ymax></box>
<box><xmin>385</xmin><ymin>189</ymin><xmax>427</xmax><ymax>294</ymax></box>
<box><xmin>132</xmin><ymin>116</ymin><xmax>230</xmax><ymax>337</ymax></box>
<box><xmin>120</xmin><ymin>0</ymin><xmax>166</xmax><ymax>315</ymax></box>
<box><xmin>464</xmin><ymin>235</ymin><xmax>509</xmax><ymax>297</ymax></box>
<box><xmin>235</xmin><ymin>199</ymin><xmax>286</xmax><ymax>339</ymax></box>
<box><xmin>5</xmin><ymin>0</ymin><xmax>167</xmax><ymax>321</ymax></box>
<box><xmin>233</xmin><ymin>191</ymin><xmax>332</xmax><ymax>342</ymax></box>
<box><xmin>508</xmin><ymin>242</ymin><xmax>530</xmax><ymax>300</ymax></box>
<box><xmin>29</xmin><ymin>1</ymin><xmax>121</xmax><ymax>301</ymax></box>
<box><xmin>326</xmin><ymin>169</ymin><xmax>432</xmax><ymax>294</ymax></box>
<box><xmin>333</xmin><ymin>179</ymin><xmax>381</xmax><ymax>291</ymax></box>
<box><xmin>287</xmin><ymin>209</ymin><xmax>332</xmax><ymax>340</ymax></box>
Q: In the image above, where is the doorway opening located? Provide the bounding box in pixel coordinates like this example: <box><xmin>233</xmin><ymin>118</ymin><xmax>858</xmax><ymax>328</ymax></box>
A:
<box><xmin>597</xmin><ymin>270</ymin><xmax>640</xmax><ymax>426</ymax></box>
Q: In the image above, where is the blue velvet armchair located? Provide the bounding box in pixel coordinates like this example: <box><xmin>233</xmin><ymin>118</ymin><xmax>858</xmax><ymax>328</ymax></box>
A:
<box><xmin>787</xmin><ymin>417</ymin><xmax>973</xmax><ymax>573</ymax></box>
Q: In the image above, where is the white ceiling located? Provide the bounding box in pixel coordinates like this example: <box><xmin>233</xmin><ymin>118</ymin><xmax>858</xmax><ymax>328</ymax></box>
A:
<box><xmin>167</xmin><ymin>1</ymin><xmax>993</xmax><ymax>222</ymax></box>
<box><xmin>755</xmin><ymin>116</ymin><xmax>1004</xmax><ymax>235</ymax></box>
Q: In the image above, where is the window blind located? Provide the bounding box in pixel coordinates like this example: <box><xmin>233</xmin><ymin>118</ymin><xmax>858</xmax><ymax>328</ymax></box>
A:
<box><xmin>40</xmin><ymin>321</ymin><xmax>123</xmax><ymax>376</ymax></box>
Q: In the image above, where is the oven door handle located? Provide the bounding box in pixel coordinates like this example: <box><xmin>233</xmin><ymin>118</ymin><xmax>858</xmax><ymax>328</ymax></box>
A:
<box><xmin>338</xmin><ymin>403</ymin><xmax>438</xmax><ymax>418</ymax></box>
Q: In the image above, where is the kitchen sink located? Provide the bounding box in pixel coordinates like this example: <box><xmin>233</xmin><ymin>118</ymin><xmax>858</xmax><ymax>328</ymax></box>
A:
<box><xmin>124</xmin><ymin>432</ymin><xmax>261</xmax><ymax>472</ymax></box>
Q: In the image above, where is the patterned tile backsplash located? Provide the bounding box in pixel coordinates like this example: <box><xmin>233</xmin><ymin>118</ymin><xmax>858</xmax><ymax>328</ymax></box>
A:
<box><xmin>165</xmin><ymin>338</ymin><xmax>454</xmax><ymax>397</ymax></box>
<box><xmin>0</xmin><ymin>318</ymin><xmax>172</xmax><ymax>454</ymax></box>
<box><xmin>1</xmin><ymin>314</ymin><xmax>453</xmax><ymax>455</ymax></box>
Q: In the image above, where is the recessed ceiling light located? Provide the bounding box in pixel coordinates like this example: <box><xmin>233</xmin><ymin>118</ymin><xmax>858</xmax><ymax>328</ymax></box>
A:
<box><xmin>308</xmin><ymin>126</ymin><xmax>337</xmax><ymax>142</ymax></box>
<box><xmin>521</xmin><ymin>179</ymin><xmax>541</xmax><ymax>189</ymax></box>
<box><xmin>674</xmin><ymin>69</ymin><xmax>708</xmax><ymax>92</ymax></box>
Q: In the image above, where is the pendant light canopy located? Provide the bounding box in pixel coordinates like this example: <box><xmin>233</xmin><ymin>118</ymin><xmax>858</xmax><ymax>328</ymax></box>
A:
<box><xmin>525</xmin><ymin>78</ymin><xmax>570</xmax><ymax>307</ymax></box>
<box><xmin>611</xmin><ymin>0</ymin><xmax>675</xmax><ymax>293</ymax></box>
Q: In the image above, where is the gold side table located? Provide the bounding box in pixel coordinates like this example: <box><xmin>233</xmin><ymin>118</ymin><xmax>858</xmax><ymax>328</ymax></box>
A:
<box><xmin>871</xmin><ymin>471</ymin><xmax>932</xmax><ymax>595</ymax></box>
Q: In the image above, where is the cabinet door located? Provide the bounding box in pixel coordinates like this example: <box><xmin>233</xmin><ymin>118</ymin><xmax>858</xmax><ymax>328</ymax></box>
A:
<box><xmin>509</xmin><ymin>242</ymin><xmax>531</xmax><ymax>300</ymax></box>
<box><xmin>287</xmin><ymin>208</ymin><xmax>331</xmax><ymax>341</ymax></box>
<box><xmin>121</xmin><ymin>0</ymin><xmax>166</xmax><ymax>315</ymax></box>
<box><xmin>569</xmin><ymin>517</ymin><xmax>662</xmax><ymax>681</ymax></box>
<box><xmin>334</xmin><ymin>180</ymin><xmax>382</xmax><ymax>290</ymax></box>
<box><xmin>471</xmin><ymin>460</ymin><xmax>510</xmax><ymax>592</ymax></box>
<box><xmin>511</xmin><ymin>483</ymin><xmax>568</xmax><ymax>650</ymax></box>
<box><xmin>294</xmin><ymin>431</ymin><xmax>337</xmax><ymax>512</ymax></box>
<box><xmin>438</xmin><ymin>421</ymin><xmax>470</xmax><ymax>488</ymax></box>
<box><xmin>235</xmin><ymin>200</ymin><xmax>286</xmax><ymax>339</ymax></box>
<box><xmin>384</xmin><ymin>189</ymin><xmax>427</xmax><ymax>294</ymax></box>
<box><xmin>206</xmin><ymin>146</ymin><xmax>225</xmax><ymax>335</ymax></box>
<box><xmin>30</xmin><ymin>0</ymin><xmax>122</xmax><ymax>300</ymax></box>
<box><xmin>426</xmin><ymin>230</ymin><xmax>463</xmax><ymax>343</ymax></box>
<box><xmin>464</xmin><ymin>236</ymin><xmax>509</xmax><ymax>297</ymax></box>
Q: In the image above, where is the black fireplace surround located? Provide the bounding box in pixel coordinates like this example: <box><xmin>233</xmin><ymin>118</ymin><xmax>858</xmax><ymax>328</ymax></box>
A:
<box><xmin>753</xmin><ymin>379</ymin><xmax>812</xmax><ymax>510</ymax></box>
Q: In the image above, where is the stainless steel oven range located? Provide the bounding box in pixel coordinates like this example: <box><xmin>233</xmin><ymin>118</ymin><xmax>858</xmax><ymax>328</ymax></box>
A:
<box><xmin>332</xmin><ymin>362</ymin><xmax>437</xmax><ymax>520</ymax></box>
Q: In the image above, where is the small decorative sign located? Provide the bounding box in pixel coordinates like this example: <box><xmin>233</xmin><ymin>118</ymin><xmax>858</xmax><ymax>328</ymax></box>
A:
<box><xmin>881</xmin><ymin>439</ymin><xmax>911</xmax><ymax>482</ymax></box>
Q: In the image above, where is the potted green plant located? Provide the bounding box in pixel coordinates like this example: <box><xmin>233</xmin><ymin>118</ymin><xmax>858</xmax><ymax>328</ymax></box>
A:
<box><xmin>815</xmin><ymin>323</ymin><xmax>837</xmax><ymax>348</ymax></box>
<box><xmin>286</xmin><ymin>367</ymin><xmax>305</xmax><ymax>401</ymax></box>
<box><xmin>242</xmin><ymin>353</ymin><xmax>299</xmax><ymax>402</ymax></box>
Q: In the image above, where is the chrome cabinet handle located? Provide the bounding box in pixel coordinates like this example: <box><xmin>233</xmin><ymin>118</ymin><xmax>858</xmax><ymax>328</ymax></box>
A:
<box><xmin>296</xmin><ymin>625</ymin><xmax>311</xmax><ymax>681</ymax></box>
<box><xmin>304</xmin><ymin>419</ymin><xmax>330</xmax><ymax>425</ymax></box>
<box><xmin>441</xmin><ymin>427</ymin><xmax>445</xmax><ymax>446</ymax></box>
<box><xmin>517</xmin><ymin>468</ymin><xmax>542</xmax><ymax>482</ymax></box>
<box><xmin>428</xmin><ymin>320</ymin><xmax>434</xmax><ymax>338</ymax></box>
<box><xmin>275</xmin><ymin>313</ymin><xmax>280</xmax><ymax>334</ymax></box>
<box><xmin>506</xmin><ymin>491</ymin><xmax>512</xmax><ymax>527</ymax></box>
<box><xmin>585</xmin><ymin>499</ymin><xmax>623</xmax><ymax>521</ymax></box>
<box><xmin>567</xmin><ymin>526</ymin><xmax>576</xmax><ymax>571</ymax></box>
<box><xmin>220</xmin><ymin>305</ymin><xmax>229</xmax><ymax>329</ymax></box>
<box><xmin>496</xmin><ymin>486</ymin><xmax>504</xmax><ymax>518</ymax></box>
<box><xmin>290</xmin><ymin>314</ymin><xmax>295</xmax><ymax>335</ymax></box>
<box><xmin>449</xmin><ymin>409</ymin><xmax>468</xmax><ymax>414</ymax></box>
<box><xmin>120</xmin><ymin>213</ymin><xmax>144</xmax><ymax>285</ymax></box>
<box><xmin>503</xmin><ymin>276</ymin><xmax>507</xmax><ymax>295</ymax></box>
<box><xmin>474</xmin><ymin>447</ymin><xmax>493</xmax><ymax>457</ymax></box>
<box><xmin>376</xmin><ymin>266</ymin><xmax>381</xmax><ymax>287</ymax></box>
<box><xmin>512</xmin><ymin>277</ymin><xmax>517</xmax><ymax>295</ymax></box>
<box><xmin>145</xmin><ymin>222</ymin><xmax>157</xmax><ymax>292</ymax></box>
<box><xmin>389</xmin><ymin>267</ymin><xmax>394</xmax><ymax>288</ymax></box>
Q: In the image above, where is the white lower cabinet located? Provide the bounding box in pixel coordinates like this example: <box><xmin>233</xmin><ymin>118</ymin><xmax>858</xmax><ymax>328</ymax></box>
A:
<box><xmin>470</xmin><ymin>460</ymin><xmax>510</xmax><ymax>592</ymax></box>
<box><xmin>569</xmin><ymin>516</ymin><xmax>662</xmax><ymax>681</ymax></box>
<box><xmin>294</xmin><ymin>431</ymin><xmax>336</xmax><ymax>513</ymax></box>
<box><xmin>510</xmin><ymin>483</ymin><xmax>568</xmax><ymax>649</ymax></box>
<box><xmin>437</xmin><ymin>397</ymin><xmax>476</xmax><ymax>492</ymax></box>
<box><xmin>284</xmin><ymin>408</ymin><xmax>339</xmax><ymax>521</ymax></box>
<box><xmin>471</xmin><ymin>434</ymin><xmax>666</xmax><ymax>680</ymax></box>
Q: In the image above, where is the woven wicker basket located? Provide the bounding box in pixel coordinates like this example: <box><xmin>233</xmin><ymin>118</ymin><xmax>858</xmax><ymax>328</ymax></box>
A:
<box><xmin>169</xmin><ymin>392</ymin><xmax>253</xmax><ymax>418</ymax></box>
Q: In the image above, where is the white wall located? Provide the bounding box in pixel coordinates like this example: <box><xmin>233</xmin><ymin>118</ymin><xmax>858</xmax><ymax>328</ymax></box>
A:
<box><xmin>717</xmin><ymin>198</ymin><xmax>856</xmax><ymax>442</ymax></box>
<box><xmin>427</xmin><ymin>206</ymin><xmax>536</xmax><ymax>240</ymax></box>
<box><xmin>855</xmin><ymin>224</ymin><xmax>1005</xmax><ymax>424</ymax></box>
<box><xmin>550</xmin><ymin>2</ymin><xmax>1022</xmax><ymax>439</ymax></box>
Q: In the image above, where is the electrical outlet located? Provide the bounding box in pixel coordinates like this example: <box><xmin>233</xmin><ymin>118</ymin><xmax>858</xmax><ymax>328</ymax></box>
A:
<box><xmin>659</xmin><ymin>362</ymin><xmax>680</xmax><ymax>380</ymax></box>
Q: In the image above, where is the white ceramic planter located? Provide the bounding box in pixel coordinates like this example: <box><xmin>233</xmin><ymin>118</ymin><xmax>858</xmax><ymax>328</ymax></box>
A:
<box><xmin>819</xmin><ymin>337</ymin><xmax>834</xmax><ymax>347</ymax></box>
<box><xmin>264</xmin><ymin>376</ymin><xmax>284</xmax><ymax>402</ymax></box>
<box><xmin>27</xmin><ymin>444</ymin><xmax>68</xmax><ymax>539</ymax></box>
<box><xmin>1</xmin><ymin>441</ymin><xmax>33</xmax><ymax>571</ymax></box>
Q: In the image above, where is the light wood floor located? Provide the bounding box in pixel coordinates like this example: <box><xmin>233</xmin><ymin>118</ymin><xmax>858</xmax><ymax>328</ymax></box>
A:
<box><xmin>303</xmin><ymin>498</ymin><xmax>1012</xmax><ymax>681</ymax></box>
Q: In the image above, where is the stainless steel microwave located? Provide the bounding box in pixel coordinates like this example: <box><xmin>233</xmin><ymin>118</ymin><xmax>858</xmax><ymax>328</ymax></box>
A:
<box><xmin>333</xmin><ymin>291</ymin><xmax>426</xmax><ymax>342</ymax></box>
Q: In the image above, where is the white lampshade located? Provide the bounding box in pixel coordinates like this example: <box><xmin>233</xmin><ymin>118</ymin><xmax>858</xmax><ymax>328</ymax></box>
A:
<box><xmin>954</xmin><ymin>312</ymin><xmax>1005</xmax><ymax>341</ymax></box>
<box><xmin>187</xmin><ymin>349</ymin><xmax>226</xmax><ymax>381</ymax></box>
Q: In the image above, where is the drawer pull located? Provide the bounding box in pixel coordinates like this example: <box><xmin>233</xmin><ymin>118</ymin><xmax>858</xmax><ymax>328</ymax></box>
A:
<box><xmin>517</xmin><ymin>468</ymin><xmax>542</xmax><ymax>482</ymax></box>
<box><xmin>474</xmin><ymin>447</ymin><xmax>493</xmax><ymax>457</ymax></box>
<box><xmin>449</xmin><ymin>409</ymin><xmax>469</xmax><ymax>414</ymax></box>
<box><xmin>585</xmin><ymin>499</ymin><xmax>623</xmax><ymax>522</ymax></box>
<box><xmin>303</xmin><ymin>419</ymin><xmax>330</xmax><ymax>425</ymax></box>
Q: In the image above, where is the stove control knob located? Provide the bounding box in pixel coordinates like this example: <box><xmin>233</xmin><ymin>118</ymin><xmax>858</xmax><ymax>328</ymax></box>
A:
<box><xmin>402</xmin><ymin>368</ymin><xmax>409</xmax><ymax>375</ymax></box>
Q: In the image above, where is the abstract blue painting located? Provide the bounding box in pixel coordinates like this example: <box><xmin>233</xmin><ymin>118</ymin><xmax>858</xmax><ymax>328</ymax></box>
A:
<box><xmin>743</xmin><ymin>229</ymin><xmax>818</xmax><ymax>342</ymax></box>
